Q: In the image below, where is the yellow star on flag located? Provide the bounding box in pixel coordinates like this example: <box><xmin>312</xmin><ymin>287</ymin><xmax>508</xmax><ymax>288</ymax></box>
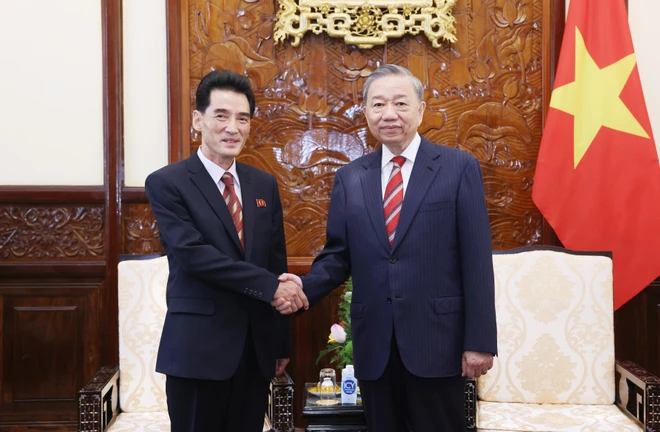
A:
<box><xmin>549</xmin><ymin>27</ymin><xmax>649</xmax><ymax>168</ymax></box>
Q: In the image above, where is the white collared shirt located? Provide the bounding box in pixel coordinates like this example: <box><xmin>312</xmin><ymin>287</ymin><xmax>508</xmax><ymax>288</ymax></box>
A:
<box><xmin>197</xmin><ymin>148</ymin><xmax>243</xmax><ymax>205</ymax></box>
<box><xmin>380</xmin><ymin>133</ymin><xmax>421</xmax><ymax>199</ymax></box>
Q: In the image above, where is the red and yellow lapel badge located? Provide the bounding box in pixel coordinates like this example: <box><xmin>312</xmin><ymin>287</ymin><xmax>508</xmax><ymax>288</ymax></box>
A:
<box><xmin>256</xmin><ymin>199</ymin><xmax>267</xmax><ymax>208</ymax></box>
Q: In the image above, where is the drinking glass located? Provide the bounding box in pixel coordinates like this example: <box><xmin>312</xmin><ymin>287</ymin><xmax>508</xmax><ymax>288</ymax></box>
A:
<box><xmin>319</xmin><ymin>368</ymin><xmax>337</xmax><ymax>396</ymax></box>
<box><xmin>320</xmin><ymin>377</ymin><xmax>335</xmax><ymax>403</ymax></box>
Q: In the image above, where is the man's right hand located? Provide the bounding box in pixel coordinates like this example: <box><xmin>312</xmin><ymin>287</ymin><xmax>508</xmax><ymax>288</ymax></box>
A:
<box><xmin>278</xmin><ymin>272</ymin><xmax>302</xmax><ymax>289</ymax></box>
<box><xmin>271</xmin><ymin>279</ymin><xmax>308</xmax><ymax>314</ymax></box>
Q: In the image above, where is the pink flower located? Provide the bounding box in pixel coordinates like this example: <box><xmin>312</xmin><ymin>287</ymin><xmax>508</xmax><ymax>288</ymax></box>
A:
<box><xmin>330</xmin><ymin>323</ymin><xmax>347</xmax><ymax>343</ymax></box>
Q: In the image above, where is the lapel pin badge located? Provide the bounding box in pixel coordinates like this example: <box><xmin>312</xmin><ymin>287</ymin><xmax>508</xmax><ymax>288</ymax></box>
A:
<box><xmin>256</xmin><ymin>199</ymin><xmax>267</xmax><ymax>207</ymax></box>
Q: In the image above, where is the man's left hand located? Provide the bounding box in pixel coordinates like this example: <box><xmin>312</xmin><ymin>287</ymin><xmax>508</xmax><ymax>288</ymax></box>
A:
<box><xmin>462</xmin><ymin>351</ymin><xmax>494</xmax><ymax>378</ymax></box>
<box><xmin>276</xmin><ymin>358</ymin><xmax>290</xmax><ymax>376</ymax></box>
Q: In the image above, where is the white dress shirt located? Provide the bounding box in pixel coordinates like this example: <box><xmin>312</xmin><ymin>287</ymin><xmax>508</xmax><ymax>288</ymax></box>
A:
<box><xmin>197</xmin><ymin>148</ymin><xmax>243</xmax><ymax>205</ymax></box>
<box><xmin>380</xmin><ymin>133</ymin><xmax>421</xmax><ymax>199</ymax></box>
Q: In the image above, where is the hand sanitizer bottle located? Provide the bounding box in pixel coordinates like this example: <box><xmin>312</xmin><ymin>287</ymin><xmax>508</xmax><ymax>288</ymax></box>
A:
<box><xmin>341</xmin><ymin>364</ymin><xmax>357</xmax><ymax>404</ymax></box>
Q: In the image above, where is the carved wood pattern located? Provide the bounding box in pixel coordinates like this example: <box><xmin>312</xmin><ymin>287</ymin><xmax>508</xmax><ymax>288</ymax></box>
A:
<box><xmin>0</xmin><ymin>206</ymin><xmax>104</xmax><ymax>260</ymax></box>
<box><xmin>187</xmin><ymin>0</ymin><xmax>545</xmax><ymax>256</ymax></box>
<box><xmin>122</xmin><ymin>204</ymin><xmax>164</xmax><ymax>255</ymax></box>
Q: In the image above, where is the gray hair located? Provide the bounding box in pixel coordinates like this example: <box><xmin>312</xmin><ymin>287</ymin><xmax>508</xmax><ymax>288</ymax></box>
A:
<box><xmin>362</xmin><ymin>64</ymin><xmax>424</xmax><ymax>103</ymax></box>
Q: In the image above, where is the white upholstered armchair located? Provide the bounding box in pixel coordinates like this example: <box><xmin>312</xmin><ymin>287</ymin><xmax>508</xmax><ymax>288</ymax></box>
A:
<box><xmin>465</xmin><ymin>246</ymin><xmax>660</xmax><ymax>431</ymax></box>
<box><xmin>78</xmin><ymin>255</ymin><xmax>294</xmax><ymax>432</ymax></box>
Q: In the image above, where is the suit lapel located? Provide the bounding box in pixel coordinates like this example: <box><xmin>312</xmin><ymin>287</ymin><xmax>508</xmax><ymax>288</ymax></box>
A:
<box><xmin>187</xmin><ymin>153</ymin><xmax>244</xmax><ymax>255</ymax></box>
<box><xmin>236</xmin><ymin>163</ymin><xmax>255</xmax><ymax>261</ymax></box>
<box><xmin>360</xmin><ymin>148</ymin><xmax>391</xmax><ymax>253</ymax></box>
<box><xmin>391</xmin><ymin>138</ymin><xmax>442</xmax><ymax>252</ymax></box>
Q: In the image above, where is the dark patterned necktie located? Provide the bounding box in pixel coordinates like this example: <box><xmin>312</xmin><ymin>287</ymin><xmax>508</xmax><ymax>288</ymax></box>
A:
<box><xmin>221</xmin><ymin>173</ymin><xmax>244</xmax><ymax>249</ymax></box>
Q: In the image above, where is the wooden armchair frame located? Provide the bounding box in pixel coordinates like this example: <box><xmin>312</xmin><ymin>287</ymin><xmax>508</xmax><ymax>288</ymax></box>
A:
<box><xmin>78</xmin><ymin>367</ymin><xmax>295</xmax><ymax>432</ymax></box>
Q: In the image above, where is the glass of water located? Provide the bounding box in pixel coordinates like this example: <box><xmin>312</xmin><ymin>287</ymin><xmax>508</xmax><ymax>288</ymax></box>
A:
<box><xmin>319</xmin><ymin>368</ymin><xmax>337</xmax><ymax>397</ymax></box>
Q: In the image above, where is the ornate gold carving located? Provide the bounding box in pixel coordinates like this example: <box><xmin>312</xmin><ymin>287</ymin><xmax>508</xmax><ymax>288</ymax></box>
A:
<box><xmin>274</xmin><ymin>0</ymin><xmax>458</xmax><ymax>49</ymax></box>
<box><xmin>123</xmin><ymin>205</ymin><xmax>164</xmax><ymax>255</ymax></box>
<box><xmin>0</xmin><ymin>206</ymin><xmax>104</xmax><ymax>260</ymax></box>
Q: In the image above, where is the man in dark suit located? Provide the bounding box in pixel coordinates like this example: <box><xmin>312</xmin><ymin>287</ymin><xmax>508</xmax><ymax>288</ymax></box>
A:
<box><xmin>277</xmin><ymin>64</ymin><xmax>497</xmax><ymax>431</ymax></box>
<box><xmin>145</xmin><ymin>70</ymin><xmax>308</xmax><ymax>432</ymax></box>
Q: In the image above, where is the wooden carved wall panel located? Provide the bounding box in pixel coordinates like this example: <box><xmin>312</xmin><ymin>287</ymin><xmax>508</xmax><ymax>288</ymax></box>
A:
<box><xmin>0</xmin><ymin>281</ymin><xmax>100</xmax><ymax>425</ymax></box>
<box><xmin>122</xmin><ymin>204</ymin><xmax>164</xmax><ymax>255</ymax></box>
<box><xmin>647</xmin><ymin>283</ymin><xmax>660</xmax><ymax>376</ymax></box>
<box><xmin>186</xmin><ymin>0</ymin><xmax>545</xmax><ymax>255</ymax></box>
<box><xmin>14</xmin><ymin>307</ymin><xmax>78</xmax><ymax>401</ymax></box>
<box><xmin>0</xmin><ymin>206</ymin><xmax>104</xmax><ymax>260</ymax></box>
<box><xmin>614</xmin><ymin>281</ymin><xmax>660</xmax><ymax>378</ymax></box>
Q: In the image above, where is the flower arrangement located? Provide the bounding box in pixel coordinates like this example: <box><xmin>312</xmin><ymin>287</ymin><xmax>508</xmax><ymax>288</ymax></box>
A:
<box><xmin>317</xmin><ymin>279</ymin><xmax>353</xmax><ymax>369</ymax></box>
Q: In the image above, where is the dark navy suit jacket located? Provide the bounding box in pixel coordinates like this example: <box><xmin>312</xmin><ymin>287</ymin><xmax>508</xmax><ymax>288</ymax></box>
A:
<box><xmin>145</xmin><ymin>152</ymin><xmax>289</xmax><ymax>381</ymax></box>
<box><xmin>302</xmin><ymin>137</ymin><xmax>497</xmax><ymax>380</ymax></box>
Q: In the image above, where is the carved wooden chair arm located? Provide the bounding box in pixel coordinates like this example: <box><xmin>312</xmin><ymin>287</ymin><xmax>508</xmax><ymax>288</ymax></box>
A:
<box><xmin>78</xmin><ymin>366</ymin><xmax>120</xmax><ymax>432</ymax></box>
<box><xmin>77</xmin><ymin>367</ymin><xmax>295</xmax><ymax>432</ymax></box>
<box><xmin>465</xmin><ymin>377</ymin><xmax>477</xmax><ymax>430</ymax></box>
<box><xmin>270</xmin><ymin>371</ymin><xmax>295</xmax><ymax>432</ymax></box>
<box><xmin>616</xmin><ymin>360</ymin><xmax>660</xmax><ymax>431</ymax></box>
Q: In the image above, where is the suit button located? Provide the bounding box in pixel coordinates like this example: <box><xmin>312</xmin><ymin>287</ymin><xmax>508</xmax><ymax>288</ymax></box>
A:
<box><xmin>389</xmin><ymin>257</ymin><xmax>397</xmax><ymax>264</ymax></box>
<box><xmin>244</xmin><ymin>287</ymin><xmax>249</xmax><ymax>293</ymax></box>
<box><xmin>258</xmin><ymin>292</ymin><xmax>263</xmax><ymax>298</ymax></box>
<box><xmin>387</xmin><ymin>297</ymin><xmax>392</xmax><ymax>304</ymax></box>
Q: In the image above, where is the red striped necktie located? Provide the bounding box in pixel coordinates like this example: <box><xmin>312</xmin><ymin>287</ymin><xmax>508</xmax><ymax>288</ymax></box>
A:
<box><xmin>383</xmin><ymin>156</ymin><xmax>405</xmax><ymax>247</ymax></box>
<box><xmin>221</xmin><ymin>173</ymin><xmax>244</xmax><ymax>249</ymax></box>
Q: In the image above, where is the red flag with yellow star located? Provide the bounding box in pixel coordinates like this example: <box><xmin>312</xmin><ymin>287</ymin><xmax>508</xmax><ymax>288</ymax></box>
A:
<box><xmin>533</xmin><ymin>0</ymin><xmax>660</xmax><ymax>309</ymax></box>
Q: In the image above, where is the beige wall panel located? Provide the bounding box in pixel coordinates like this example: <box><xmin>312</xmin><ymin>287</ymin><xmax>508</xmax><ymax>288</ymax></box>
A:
<box><xmin>123</xmin><ymin>0</ymin><xmax>169</xmax><ymax>187</ymax></box>
<box><xmin>630</xmin><ymin>0</ymin><xmax>660</xmax><ymax>159</ymax></box>
<box><xmin>0</xmin><ymin>0</ymin><xmax>103</xmax><ymax>185</ymax></box>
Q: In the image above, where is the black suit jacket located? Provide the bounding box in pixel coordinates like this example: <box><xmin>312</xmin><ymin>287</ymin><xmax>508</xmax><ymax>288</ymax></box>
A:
<box><xmin>303</xmin><ymin>138</ymin><xmax>497</xmax><ymax>380</ymax></box>
<box><xmin>145</xmin><ymin>152</ymin><xmax>289</xmax><ymax>381</ymax></box>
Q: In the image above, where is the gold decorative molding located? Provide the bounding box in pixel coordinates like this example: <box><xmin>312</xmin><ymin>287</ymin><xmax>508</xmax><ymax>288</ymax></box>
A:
<box><xmin>274</xmin><ymin>0</ymin><xmax>457</xmax><ymax>49</ymax></box>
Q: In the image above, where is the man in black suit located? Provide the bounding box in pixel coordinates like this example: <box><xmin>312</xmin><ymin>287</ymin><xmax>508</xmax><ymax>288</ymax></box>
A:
<box><xmin>146</xmin><ymin>70</ymin><xmax>307</xmax><ymax>432</ymax></box>
<box><xmin>278</xmin><ymin>64</ymin><xmax>497</xmax><ymax>431</ymax></box>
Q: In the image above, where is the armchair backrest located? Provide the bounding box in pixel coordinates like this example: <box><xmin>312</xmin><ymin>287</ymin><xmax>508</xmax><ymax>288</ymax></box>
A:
<box><xmin>477</xmin><ymin>247</ymin><xmax>615</xmax><ymax>405</ymax></box>
<box><xmin>117</xmin><ymin>256</ymin><xmax>169</xmax><ymax>413</ymax></box>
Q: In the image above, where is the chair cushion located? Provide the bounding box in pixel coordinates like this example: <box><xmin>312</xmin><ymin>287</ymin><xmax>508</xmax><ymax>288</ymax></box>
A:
<box><xmin>477</xmin><ymin>401</ymin><xmax>642</xmax><ymax>431</ymax></box>
<box><xmin>118</xmin><ymin>257</ymin><xmax>169</xmax><ymax>412</ymax></box>
<box><xmin>478</xmin><ymin>250</ymin><xmax>615</xmax><ymax>404</ymax></box>
<box><xmin>107</xmin><ymin>411</ymin><xmax>170</xmax><ymax>431</ymax></box>
<box><xmin>107</xmin><ymin>412</ymin><xmax>272</xmax><ymax>431</ymax></box>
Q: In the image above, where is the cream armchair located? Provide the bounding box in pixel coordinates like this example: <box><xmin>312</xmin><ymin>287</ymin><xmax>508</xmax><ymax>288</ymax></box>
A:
<box><xmin>465</xmin><ymin>246</ymin><xmax>660</xmax><ymax>431</ymax></box>
<box><xmin>78</xmin><ymin>255</ymin><xmax>294</xmax><ymax>432</ymax></box>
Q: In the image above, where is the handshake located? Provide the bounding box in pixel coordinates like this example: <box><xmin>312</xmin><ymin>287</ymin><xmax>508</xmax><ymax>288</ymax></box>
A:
<box><xmin>270</xmin><ymin>273</ymin><xmax>306</xmax><ymax>315</ymax></box>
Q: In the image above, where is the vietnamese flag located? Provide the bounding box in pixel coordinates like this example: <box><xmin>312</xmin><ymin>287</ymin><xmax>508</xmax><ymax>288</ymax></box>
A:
<box><xmin>532</xmin><ymin>0</ymin><xmax>660</xmax><ymax>309</ymax></box>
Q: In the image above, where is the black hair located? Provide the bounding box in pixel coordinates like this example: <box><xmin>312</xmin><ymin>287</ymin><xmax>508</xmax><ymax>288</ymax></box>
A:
<box><xmin>195</xmin><ymin>70</ymin><xmax>256</xmax><ymax>116</ymax></box>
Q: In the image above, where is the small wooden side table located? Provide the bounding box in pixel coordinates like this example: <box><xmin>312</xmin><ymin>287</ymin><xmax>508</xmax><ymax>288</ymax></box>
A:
<box><xmin>302</xmin><ymin>383</ymin><xmax>368</xmax><ymax>431</ymax></box>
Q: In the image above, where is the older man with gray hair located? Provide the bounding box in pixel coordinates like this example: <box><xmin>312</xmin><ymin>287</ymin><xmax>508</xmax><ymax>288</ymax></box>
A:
<box><xmin>278</xmin><ymin>64</ymin><xmax>497</xmax><ymax>431</ymax></box>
